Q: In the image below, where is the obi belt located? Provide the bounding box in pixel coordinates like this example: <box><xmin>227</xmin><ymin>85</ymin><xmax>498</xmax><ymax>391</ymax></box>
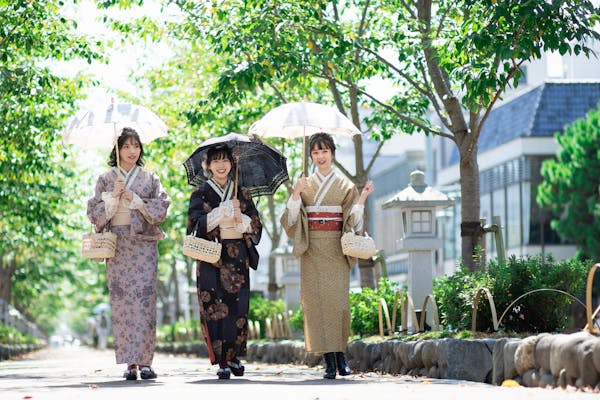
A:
<box><xmin>306</xmin><ymin>205</ymin><xmax>343</xmax><ymax>231</ymax></box>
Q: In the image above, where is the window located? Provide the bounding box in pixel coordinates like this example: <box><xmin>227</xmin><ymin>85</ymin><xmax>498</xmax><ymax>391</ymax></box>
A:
<box><xmin>411</xmin><ymin>210</ymin><xmax>432</xmax><ymax>234</ymax></box>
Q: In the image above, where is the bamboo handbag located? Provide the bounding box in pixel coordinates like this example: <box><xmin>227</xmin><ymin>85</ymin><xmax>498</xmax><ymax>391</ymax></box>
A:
<box><xmin>183</xmin><ymin>223</ymin><xmax>222</xmax><ymax>263</ymax></box>
<box><xmin>82</xmin><ymin>227</ymin><xmax>117</xmax><ymax>259</ymax></box>
<box><xmin>341</xmin><ymin>230</ymin><xmax>377</xmax><ymax>259</ymax></box>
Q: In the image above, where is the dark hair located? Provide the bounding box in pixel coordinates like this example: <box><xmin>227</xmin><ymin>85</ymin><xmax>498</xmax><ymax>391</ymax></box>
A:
<box><xmin>204</xmin><ymin>146</ymin><xmax>235</xmax><ymax>180</ymax></box>
<box><xmin>309</xmin><ymin>132</ymin><xmax>336</xmax><ymax>157</ymax></box>
<box><xmin>206</xmin><ymin>145</ymin><xmax>234</xmax><ymax>165</ymax></box>
<box><xmin>108</xmin><ymin>127</ymin><xmax>145</xmax><ymax>167</ymax></box>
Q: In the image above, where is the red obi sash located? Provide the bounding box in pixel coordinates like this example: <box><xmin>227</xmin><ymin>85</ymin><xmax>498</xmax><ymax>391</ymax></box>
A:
<box><xmin>307</xmin><ymin>211</ymin><xmax>343</xmax><ymax>231</ymax></box>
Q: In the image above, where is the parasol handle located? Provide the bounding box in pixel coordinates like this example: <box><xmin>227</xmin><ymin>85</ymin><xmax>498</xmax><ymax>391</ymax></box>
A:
<box><xmin>233</xmin><ymin>156</ymin><xmax>239</xmax><ymax>199</ymax></box>
<box><xmin>113</xmin><ymin>123</ymin><xmax>120</xmax><ymax>171</ymax></box>
<box><xmin>302</xmin><ymin>126</ymin><xmax>306</xmax><ymax>177</ymax></box>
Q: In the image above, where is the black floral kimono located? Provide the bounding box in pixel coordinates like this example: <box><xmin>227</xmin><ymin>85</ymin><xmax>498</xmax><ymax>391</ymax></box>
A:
<box><xmin>187</xmin><ymin>182</ymin><xmax>262</xmax><ymax>365</ymax></box>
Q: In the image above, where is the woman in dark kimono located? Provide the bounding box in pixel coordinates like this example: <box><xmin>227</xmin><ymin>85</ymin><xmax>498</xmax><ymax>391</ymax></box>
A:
<box><xmin>187</xmin><ymin>145</ymin><xmax>262</xmax><ymax>380</ymax></box>
<box><xmin>88</xmin><ymin>127</ymin><xmax>170</xmax><ymax>381</ymax></box>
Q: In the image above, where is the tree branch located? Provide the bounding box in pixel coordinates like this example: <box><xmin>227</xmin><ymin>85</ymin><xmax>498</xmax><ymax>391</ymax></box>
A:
<box><xmin>358</xmin><ymin>0</ymin><xmax>371</xmax><ymax>37</ymax></box>
<box><xmin>399</xmin><ymin>0</ymin><xmax>417</xmax><ymax>19</ymax></box>
<box><xmin>300</xmin><ymin>67</ymin><xmax>447</xmax><ymax>137</ymax></box>
<box><xmin>467</xmin><ymin>59</ymin><xmax>525</xmax><ymax>159</ymax></box>
<box><xmin>365</xmin><ymin>140</ymin><xmax>385</xmax><ymax>176</ymax></box>
<box><xmin>334</xmin><ymin>158</ymin><xmax>354</xmax><ymax>180</ymax></box>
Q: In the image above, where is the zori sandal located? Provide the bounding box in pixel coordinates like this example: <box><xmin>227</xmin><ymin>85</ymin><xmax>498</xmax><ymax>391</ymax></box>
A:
<box><xmin>140</xmin><ymin>366</ymin><xmax>157</xmax><ymax>380</ymax></box>
<box><xmin>228</xmin><ymin>360</ymin><xmax>245</xmax><ymax>377</ymax></box>
<box><xmin>124</xmin><ymin>365</ymin><xmax>138</xmax><ymax>381</ymax></box>
<box><xmin>217</xmin><ymin>366</ymin><xmax>231</xmax><ymax>380</ymax></box>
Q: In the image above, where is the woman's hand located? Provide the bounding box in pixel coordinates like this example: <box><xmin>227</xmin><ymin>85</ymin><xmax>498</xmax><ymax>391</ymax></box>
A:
<box><xmin>112</xmin><ymin>177</ymin><xmax>125</xmax><ymax>198</ymax></box>
<box><xmin>358</xmin><ymin>181</ymin><xmax>374</xmax><ymax>205</ymax></box>
<box><xmin>292</xmin><ymin>177</ymin><xmax>308</xmax><ymax>200</ymax></box>
<box><xmin>121</xmin><ymin>190</ymin><xmax>133</xmax><ymax>202</ymax></box>
<box><xmin>232</xmin><ymin>199</ymin><xmax>242</xmax><ymax>223</ymax></box>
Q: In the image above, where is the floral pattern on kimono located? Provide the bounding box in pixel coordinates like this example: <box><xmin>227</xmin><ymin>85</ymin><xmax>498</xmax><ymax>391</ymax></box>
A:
<box><xmin>187</xmin><ymin>183</ymin><xmax>262</xmax><ymax>364</ymax></box>
<box><xmin>87</xmin><ymin>168</ymin><xmax>170</xmax><ymax>366</ymax></box>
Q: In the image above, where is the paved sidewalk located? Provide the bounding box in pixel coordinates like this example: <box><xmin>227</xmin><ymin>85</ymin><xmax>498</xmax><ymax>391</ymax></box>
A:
<box><xmin>0</xmin><ymin>346</ymin><xmax>596</xmax><ymax>400</ymax></box>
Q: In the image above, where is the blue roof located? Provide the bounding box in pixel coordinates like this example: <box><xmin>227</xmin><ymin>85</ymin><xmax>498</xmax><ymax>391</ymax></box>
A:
<box><xmin>448</xmin><ymin>81</ymin><xmax>600</xmax><ymax>165</ymax></box>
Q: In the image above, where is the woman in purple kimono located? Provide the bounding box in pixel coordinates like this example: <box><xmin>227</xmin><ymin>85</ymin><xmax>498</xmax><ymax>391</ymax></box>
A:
<box><xmin>187</xmin><ymin>145</ymin><xmax>262</xmax><ymax>380</ymax></box>
<box><xmin>87</xmin><ymin>127</ymin><xmax>170</xmax><ymax>381</ymax></box>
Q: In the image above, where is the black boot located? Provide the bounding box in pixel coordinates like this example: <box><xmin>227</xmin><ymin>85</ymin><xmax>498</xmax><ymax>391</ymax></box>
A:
<box><xmin>323</xmin><ymin>352</ymin><xmax>337</xmax><ymax>379</ymax></box>
<box><xmin>335</xmin><ymin>352</ymin><xmax>352</xmax><ymax>376</ymax></box>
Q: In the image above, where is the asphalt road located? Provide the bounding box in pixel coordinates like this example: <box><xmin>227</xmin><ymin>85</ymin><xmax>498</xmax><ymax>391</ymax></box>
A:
<box><xmin>0</xmin><ymin>346</ymin><xmax>597</xmax><ymax>400</ymax></box>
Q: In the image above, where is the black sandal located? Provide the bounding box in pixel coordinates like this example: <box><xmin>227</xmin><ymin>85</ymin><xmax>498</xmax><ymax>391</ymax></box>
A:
<box><xmin>140</xmin><ymin>365</ymin><xmax>157</xmax><ymax>379</ymax></box>
<box><xmin>228</xmin><ymin>360</ymin><xmax>245</xmax><ymax>377</ymax></box>
<box><xmin>217</xmin><ymin>366</ymin><xmax>231</xmax><ymax>380</ymax></box>
<box><xmin>124</xmin><ymin>364</ymin><xmax>138</xmax><ymax>381</ymax></box>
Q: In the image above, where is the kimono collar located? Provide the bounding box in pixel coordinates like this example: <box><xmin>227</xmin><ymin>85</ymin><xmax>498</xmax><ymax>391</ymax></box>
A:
<box><xmin>313</xmin><ymin>169</ymin><xmax>337</xmax><ymax>206</ymax></box>
<box><xmin>208</xmin><ymin>178</ymin><xmax>234</xmax><ymax>201</ymax></box>
<box><xmin>115</xmin><ymin>165</ymin><xmax>140</xmax><ymax>190</ymax></box>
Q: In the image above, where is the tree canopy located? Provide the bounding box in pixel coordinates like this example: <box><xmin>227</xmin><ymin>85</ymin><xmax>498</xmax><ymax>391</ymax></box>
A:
<box><xmin>0</xmin><ymin>0</ymin><xmax>103</xmax><ymax>332</ymax></box>
<box><xmin>168</xmin><ymin>0</ymin><xmax>600</xmax><ymax>270</ymax></box>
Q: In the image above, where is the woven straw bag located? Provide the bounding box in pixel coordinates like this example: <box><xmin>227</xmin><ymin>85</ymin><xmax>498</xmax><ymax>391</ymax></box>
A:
<box><xmin>341</xmin><ymin>230</ymin><xmax>377</xmax><ymax>259</ymax></box>
<box><xmin>82</xmin><ymin>229</ymin><xmax>117</xmax><ymax>259</ymax></box>
<box><xmin>183</xmin><ymin>234</ymin><xmax>222</xmax><ymax>263</ymax></box>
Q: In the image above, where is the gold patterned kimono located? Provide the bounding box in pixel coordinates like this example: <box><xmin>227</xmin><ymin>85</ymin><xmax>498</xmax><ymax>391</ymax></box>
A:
<box><xmin>281</xmin><ymin>172</ymin><xmax>360</xmax><ymax>354</ymax></box>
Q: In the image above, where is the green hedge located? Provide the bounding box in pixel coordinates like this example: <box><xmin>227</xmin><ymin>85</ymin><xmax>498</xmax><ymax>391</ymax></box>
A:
<box><xmin>0</xmin><ymin>323</ymin><xmax>38</xmax><ymax>345</ymax></box>
<box><xmin>433</xmin><ymin>254</ymin><xmax>589</xmax><ymax>333</ymax></box>
<box><xmin>156</xmin><ymin>254</ymin><xmax>590</xmax><ymax>343</ymax></box>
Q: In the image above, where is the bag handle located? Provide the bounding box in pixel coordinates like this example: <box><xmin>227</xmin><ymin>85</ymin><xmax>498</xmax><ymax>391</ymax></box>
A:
<box><xmin>189</xmin><ymin>219</ymin><xmax>219</xmax><ymax>243</ymax></box>
<box><xmin>91</xmin><ymin>223</ymin><xmax>111</xmax><ymax>233</ymax></box>
<box><xmin>345</xmin><ymin>227</ymin><xmax>370</xmax><ymax>237</ymax></box>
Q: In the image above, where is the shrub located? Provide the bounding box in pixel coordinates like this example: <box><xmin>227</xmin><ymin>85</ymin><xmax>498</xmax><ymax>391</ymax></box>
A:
<box><xmin>433</xmin><ymin>264</ymin><xmax>492</xmax><ymax>331</ymax></box>
<box><xmin>433</xmin><ymin>254</ymin><xmax>589</xmax><ymax>333</ymax></box>
<box><xmin>489</xmin><ymin>254</ymin><xmax>588</xmax><ymax>332</ymax></box>
<box><xmin>288</xmin><ymin>308</ymin><xmax>304</xmax><ymax>332</ymax></box>
<box><xmin>349</xmin><ymin>278</ymin><xmax>403</xmax><ymax>337</ymax></box>
<box><xmin>0</xmin><ymin>323</ymin><xmax>38</xmax><ymax>345</ymax></box>
<box><xmin>248</xmin><ymin>294</ymin><xmax>285</xmax><ymax>338</ymax></box>
<box><xmin>156</xmin><ymin>318</ymin><xmax>201</xmax><ymax>343</ymax></box>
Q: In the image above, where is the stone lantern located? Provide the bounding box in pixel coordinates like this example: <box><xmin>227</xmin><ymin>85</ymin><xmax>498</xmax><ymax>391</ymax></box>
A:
<box><xmin>382</xmin><ymin>170</ymin><xmax>454</xmax><ymax>312</ymax></box>
<box><xmin>270</xmin><ymin>241</ymin><xmax>301</xmax><ymax>311</ymax></box>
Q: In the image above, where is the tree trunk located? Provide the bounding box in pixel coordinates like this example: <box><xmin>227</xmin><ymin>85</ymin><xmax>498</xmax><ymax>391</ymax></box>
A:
<box><xmin>186</xmin><ymin>258</ymin><xmax>197</xmax><ymax>320</ymax></box>
<box><xmin>0</xmin><ymin>257</ymin><xmax>12</xmax><ymax>302</ymax></box>
<box><xmin>267</xmin><ymin>196</ymin><xmax>281</xmax><ymax>300</ymax></box>
<box><xmin>171</xmin><ymin>259</ymin><xmax>182</xmax><ymax>321</ymax></box>
<box><xmin>0</xmin><ymin>256</ymin><xmax>16</xmax><ymax>324</ymax></box>
<box><xmin>459</xmin><ymin>148</ymin><xmax>483</xmax><ymax>271</ymax></box>
<box><xmin>268</xmin><ymin>256</ymin><xmax>278</xmax><ymax>300</ymax></box>
<box><xmin>156</xmin><ymin>279</ymin><xmax>170</xmax><ymax>325</ymax></box>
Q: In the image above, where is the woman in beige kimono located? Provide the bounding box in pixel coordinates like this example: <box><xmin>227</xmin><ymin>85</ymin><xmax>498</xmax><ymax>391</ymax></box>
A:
<box><xmin>87</xmin><ymin>127</ymin><xmax>170</xmax><ymax>381</ymax></box>
<box><xmin>281</xmin><ymin>132</ymin><xmax>374</xmax><ymax>379</ymax></box>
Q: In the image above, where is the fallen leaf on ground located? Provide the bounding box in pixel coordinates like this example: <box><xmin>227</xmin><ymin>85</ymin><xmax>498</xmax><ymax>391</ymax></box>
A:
<box><xmin>501</xmin><ymin>379</ymin><xmax>520</xmax><ymax>387</ymax></box>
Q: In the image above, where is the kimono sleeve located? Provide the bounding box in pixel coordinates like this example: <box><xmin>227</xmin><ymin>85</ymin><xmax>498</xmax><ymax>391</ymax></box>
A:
<box><xmin>280</xmin><ymin>202</ymin><xmax>309</xmax><ymax>258</ymax></box>
<box><xmin>87</xmin><ymin>175</ymin><xmax>111</xmax><ymax>232</ymax></box>
<box><xmin>138</xmin><ymin>172</ymin><xmax>170</xmax><ymax>226</ymax></box>
<box><xmin>187</xmin><ymin>187</ymin><xmax>214</xmax><ymax>240</ymax></box>
<box><xmin>240</xmin><ymin>187</ymin><xmax>262</xmax><ymax>245</ymax></box>
<box><xmin>341</xmin><ymin>182</ymin><xmax>361</xmax><ymax>232</ymax></box>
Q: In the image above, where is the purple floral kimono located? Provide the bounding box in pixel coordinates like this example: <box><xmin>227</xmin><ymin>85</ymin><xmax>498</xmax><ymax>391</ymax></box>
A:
<box><xmin>88</xmin><ymin>167</ymin><xmax>170</xmax><ymax>366</ymax></box>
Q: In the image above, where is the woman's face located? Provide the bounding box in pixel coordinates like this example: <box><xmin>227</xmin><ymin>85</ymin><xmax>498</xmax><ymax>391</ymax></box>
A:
<box><xmin>310</xmin><ymin>146</ymin><xmax>333</xmax><ymax>174</ymax></box>
<box><xmin>208</xmin><ymin>155</ymin><xmax>232</xmax><ymax>184</ymax></box>
<box><xmin>118</xmin><ymin>137</ymin><xmax>141</xmax><ymax>171</ymax></box>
